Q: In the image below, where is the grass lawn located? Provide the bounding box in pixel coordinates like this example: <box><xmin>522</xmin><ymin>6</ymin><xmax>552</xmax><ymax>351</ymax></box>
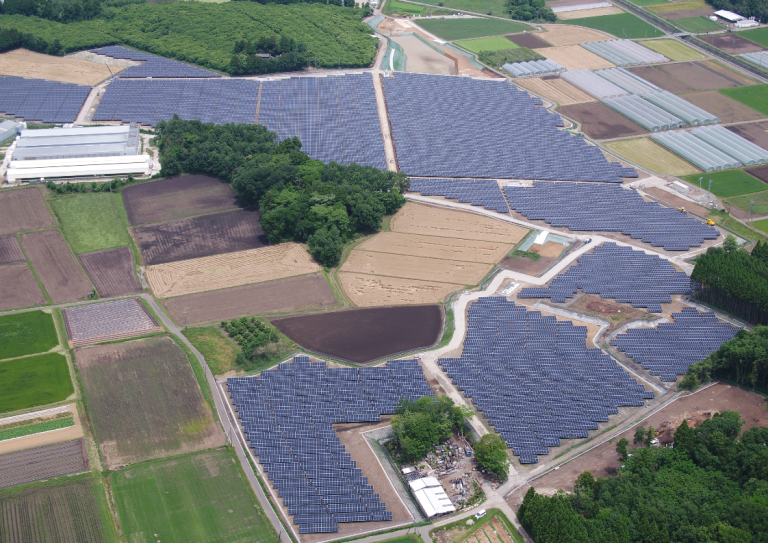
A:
<box><xmin>0</xmin><ymin>310</ymin><xmax>58</xmax><ymax>360</ymax></box>
<box><xmin>0</xmin><ymin>353</ymin><xmax>74</xmax><ymax>414</ymax></box>
<box><xmin>49</xmin><ymin>193</ymin><xmax>130</xmax><ymax>255</ymax></box>
<box><xmin>563</xmin><ymin>13</ymin><xmax>665</xmax><ymax>38</ymax></box>
<box><xmin>383</xmin><ymin>0</ymin><xmax>426</xmax><ymax>14</ymax></box>
<box><xmin>415</xmin><ymin>17</ymin><xmax>530</xmax><ymax>40</ymax></box>
<box><xmin>708</xmin><ymin>210</ymin><xmax>768</xmax><ymax>240</ymax></box>
<box><xmin>626</xmin><ymin>0</ymin><xmax>666</xmax><ymax>5</ymax></box>
<box><xmin>752</xmin><ymin>218</ymin><xmax>768</xmax><ymax>233</ymax></box>
<box><xmin>726</xmin><ymin>189</ymin><xmax>768</xmax><ymax>215</ymax></box>
<box><xmin>681</xmin><ymin>169</ymin><xmax>768</xmax><ymax>198</ymax></box>
<box><xmin>415</xmin><ymin>0</ymin><xmax>513</xmax><ymax>18</ymax></box>
<box><xmin>456</xmin><ymin>35</ymin><xmax>518</xmax><ymax>52</ymax></box>
<box><xmin>110</xmin><ymin>448</ymin><xmax>276</xmax><ymax>543</ymax></box>
<box><xmin>739</xmin><ymin>27</ymin><xmax>768</xmax><ymax>48</ymax></box>
<box><xmin>640</xmin><ymin>38</ymin><xmax>705</xmax><ymax>60</ymax></box>
<box><xmin>605</xmin><ymin>138</ymin><xmax>700</xmax><ymax>176</ymax></box>
<box><xmin>719</xmin><ymin>85</ymin><xmax>768</xmax><ymax>116</ymax></box>
<box><xmin>671</xmin><ymin>16</ymin><xmax>723</xmax><ymax>33</ymax></box>
<box><xmin>182</xmin><ymin>326</ymin><xmax>239</xmax><ymax>375</ymax></box>
<box><xmin>378</xmin><ymin>537</ymin><xmax>422</xmax><ymax>543</ymax></box>
<box><xmin>645</xmin><ymin>0</ymin><xmax>711</xmax><ymax>13</ymax></box>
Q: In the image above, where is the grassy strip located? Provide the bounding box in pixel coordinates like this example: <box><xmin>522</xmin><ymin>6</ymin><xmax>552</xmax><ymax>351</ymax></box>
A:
<box><xmin>416</xmin><ymin>17</ymin><xmax>530</xmax><ymax>40</ymax></box>
<box><xmin>0</xmin><ymin>416</ymin><xmax>74</xmax><ymax>442</ymax></box>
<box><xmin>708</xmin><ymin>210</ymin><xmax>768</xmax><ymax>241</ymax></box>
<box><xmin>168</xmin><ymin>333</ymin><xmax>218</xmax><ymax>421</ymax></box>
<box><xmin>509</xmin><ymin>249</ymin><xmax>540</xmax><ymax>261</ymax></box>
<box><xmin>436</xmin><ymin>305</ymin><xmax>456</xmax><ymax>350</ymax></box>
<box><xmin>182</xmin><ymin>326</ymin><xmax>239</xmax><ymax>375</ymax></box>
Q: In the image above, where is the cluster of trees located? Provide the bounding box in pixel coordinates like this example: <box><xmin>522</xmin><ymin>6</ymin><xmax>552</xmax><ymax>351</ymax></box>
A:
<box><xmin>44</xmin><ymin>177</ymin><xmax>135</xmax><ymax>194</ymax></box>
<box><xmin>235</xmin><ymin>0</ymin><xmax>364</xmax><ymax>8</ymax></box>
<box><xmin>474</xmin><ymin>434</ymin><xmax>511</xmax><ymax>479</ymax></box>
<box><xmin>519</xmin><ymin>411</ymin><xmax>768</xmax><ymax>542</ymax></box>
<box><xmin>691</xmin><ymin>240</ymin><xmax>768</xmax><ymax>325</ymax></box>
<box><xmin>230</xmin><ymin>36</ymin><xmax>310</xmax><ymax>76</ymax></box>
<box><xmin>477</xmin><ymin>46</ymin><xmax>543</xmax><ymax>68</ymax></box>
<box><xmin>222</xmin><ymin>317</ymin><xmax>283</xmax><ymax>371</ymax></box>
<box><xmin>155</xmin><ymin>117</ymin><xmax>408</xmax><ymax>267</ymax></box>
<box><xmin>507</xmin><ymin>0</ymin><xmax>556</xmax><ymax>22</ymax></box>
<box><xmin>710</xmin><ymin>0</ymin><xmax>768</xmax><ymax>23</ymax></box>
<box><xmin>0</xmin><ymin>0</ymin><xmax>141</xmax><ymax>23</ymax></box>
<box><xmin>390</xmin><ymin>396</ymin><xmax>473</xmax><ymax>462</ymax></box>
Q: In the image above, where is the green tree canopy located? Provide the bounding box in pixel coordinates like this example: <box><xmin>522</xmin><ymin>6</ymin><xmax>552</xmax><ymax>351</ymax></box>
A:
<box><xmin>474</xmin><ymin>434</ymin><xmax>510</xmax><ymax>479</ymax></box>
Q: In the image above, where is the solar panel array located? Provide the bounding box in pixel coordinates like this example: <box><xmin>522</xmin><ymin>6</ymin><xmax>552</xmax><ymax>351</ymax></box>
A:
<box><xmin>93</xmin><ymin>79</ymin><xmax>260</xmax><ymax>126</ymax></box>
<box><xmin>258</xmin><ymin>75</ymin><xmax>387</xmax><ymax>168</ymax></box>
<box><xmin>503</xmin><ymin>182</ymin><xmax>720</xmax><ymax>251</ymax></box>
<box><xmin>408</xmin><ymin>178</ymin><xmax>509</xmax><ymax>212</ymax></box>
<box><xmin>383</xmin><ymin>73</ymin><xmax>627</xmax><ymax>181</ymax></box>
<box><xmin>439</xmin><ymin>298</ymin><xmax>653</xmax><ymax>464</ymax></box>
<box><xmin>612</xmin><ymin>162</ymin><xmax>639</xmax><ymax>178</ymax></box>
<box><xmin>611</xmin><ymin>308</ymin><xmax>739</xmax><ymax>381</ymax></box>
<box><xmin>518</xmin><ymin>242</ymin><xmax>691</xmax><ymax>312</ymax></box>
<box><xmin>0</xmin><ymin>77</ymin><xmax>90</xmax><ymax>123</ymax></box>
<box><xmin>227</xmin><ymin>356</ymin><xmax>433</xmax><ymax>533</ymax></box>
<box><xmin>90</xmin><ymin>46</ymin><xmax>221</xmax><ymax>78</ymax></box>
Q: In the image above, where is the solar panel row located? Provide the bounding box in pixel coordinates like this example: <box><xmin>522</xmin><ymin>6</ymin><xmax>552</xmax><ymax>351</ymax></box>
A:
<box><xmin>0</xmin><ymin>76</ymin><xmax>90</xmax><ymax>124</ymax></box>
<box><xmin>90</xmin><ymin>46</ymin><xmax>222</xmax><ymax>78</ymax></box>
<box><xmin>408</xmin><ymin>178</ymin><xmax>509</xmax><ymax>213</ymax></box>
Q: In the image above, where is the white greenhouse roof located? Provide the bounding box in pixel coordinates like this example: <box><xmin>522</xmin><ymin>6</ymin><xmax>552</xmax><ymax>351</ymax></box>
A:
<box><xmin>408</xmin><ymin>477</ymin><xmax>456</xmax><ymax>517</ymax></box>
<box><xmin>714</xmin><ymin>10</ymin><xmax>745</xmax><ymax>21</ymax></box>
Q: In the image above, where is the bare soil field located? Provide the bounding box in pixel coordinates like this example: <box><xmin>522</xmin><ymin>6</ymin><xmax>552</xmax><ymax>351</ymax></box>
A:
<box><xmin>356</xmin><ymin>232</ymin><xmax>513</xmax><ymax>263</ymax></box>
<box><xmin>0</xmin><ymin>404</ymin><xmax>84</xmax><ymax>456</ymax></box>
<box><xmin>539</xmin><ymin>24</ymin><xmax>611</xmax><ymax>46</ymax></box>
<box><xmin>700</xmin><ymin>34</ymin><xmax>766</xmax><ymax>54</ymax></box>
<box><xmin>627</xmin><ymin>65</ymin><xmax>694</xmax><ymax>93</ymax></box>
<box><xmin>507</xmin><ymin>383</ymin><xmax>768</xmax><ymax>506</ymax></box>
<box><xmin>0</xmin><ymin>49</ymin><xmax>115</xmax><ymax>86</ymax></box>
<box><xmin>146</xmin><ymin>242</ymin><xmax>321</xmax><ymax>298</ymax></box>
<box><xmin>339</xmin><ymin>272</ymin><xmax>464</xmax><ymax>306</ymax></box>
<box><xmin>343</xmin><ymin>251</ymin><xmax>492</xmax><ymax>285</ymax></box>
<box><xmin>747</xmin><ymin>165</ymin><xmax>768</xmax><ymax>183</ymax></box>
<box><xmin>0</xmin><ymin>187</ymin><xmax>55</xmax><ymax>235</ymax></box>
<box><xmin>19</xmin><ymin>229</ymin><xmax>93</xmax><ymax>304</ymax></box>
<box><xmin>0</xmin><ymin>439</ymin><xmax>88</xmax><ymax>489</ymax></box>
<box><xmin>500</xmin><ymin>254</ymin><xmax>555</xmax><ymax>275</ymax></box>
<box><xmin>560</xmin><ymin>102</ymin><xmax>647</xmax><ymax>139</ymax></box>
<box><xmin>0</xmin><ymin>264</ymin><xmax>47</xmax><ymax>311</ymax></box>
<box><xmin>531</xmin><ymin>240</ymin><xmax>568</xmax><ymax>258</ymax></box>
<box><xmin>557</xmin><ymin>7</ymin><xmax>624</xmax><ymax>20</ymax></box>
<box><xmin>392</xmin><ymin>34</ymin><xmax>456</xmax><ymax>75</ymax></box>
<box><xmin>701</xmin><ymin>59</ymin><xmax>757</xmax><ymax>86</ymax></box>
<box><xmin>77</xmin><ymin>246</ymin><xmax>141</xmax><ymax>298</ymax></box>
<box><xmin>567</xmin><ymin>294</ymin><xmax>648</xmax><ymax>332</ymax></box>
<box><xmin>643</xmin><ymin>186</ymin><xmax>709</xmax><ymax>216</ymax></box>
<box><xmin>679</xmin><ymin>90</ymin><xmax>765</xmax><ymax>122</ymax></box>
<box><xmin>727</xmin><ymin>121</ymin><xmax>768</xmax><ymax>151</ymax></box>
<box><xmin>162</xmin><ymin>273</ymin><xmax>337</xmax><ymax>326</ymax></box>
<box><xmin>272</xmin><ymin>305</ymin><xmax>442</xmax><ymax>363</ymax></box>
<box><xmin>506</xmin><ymin>33</ymin><xmax>552</xmax><ymax>48</ymax></box>
<box><xmin>133</xmin><ymin>208</ymin><xmax>267</xmax><ymax>265</ymax></box>
<box><xmin>74</xmin><ymin>335</ymin><xmax>225</xmax><ymax>468</ymax></box>
<box><xmin>0</xmin><ymin>234</ymin><xmax>26</xmax><ymax>265</ymax></box>
<box><xmin>534</xmin><ymin>44</ymin><xmax>615</xmax><ymax>70</ymax></box>
<box><xmin>392</xmin><ymin>202</ymin><xmax>528</xmax><ymax>243</ymax></box>
<box><xmin>122</xmin><ymin>175</ymin><xmax>244</xmax><ymax>225</ymax></box>
<box><xmin>516</xmin><ymin>77</ymin><xmax>597</xmax><ymax>106</ymax></box>
<box><xmin>657</xmin><ymin>61</ymin><xmax>739</xmax><ymax>91</ymax></box>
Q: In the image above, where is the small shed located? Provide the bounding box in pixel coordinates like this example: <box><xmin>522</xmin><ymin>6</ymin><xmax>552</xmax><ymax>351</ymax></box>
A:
<box><xmin>0</xmin><ymin>120</ymin><xmax>22</xmax><ymax>145</ymax></box>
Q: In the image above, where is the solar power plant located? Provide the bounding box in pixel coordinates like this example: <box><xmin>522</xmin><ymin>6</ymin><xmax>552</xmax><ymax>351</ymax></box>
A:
<box><xmin>503</xmin><ymin>181</ymin><xmax>720</xmax><ymax>251</ymax></box>
<box><xmin>438</xmin><ymin>297</ymin><xmax>653</xmax><ymax>465</ymax></box>
<box><xmin>518</xmin><ymin>242</ymin><xmax>691</xmax><ymax>312</ymax></box>
<box><xmin>227</xmin><ymin>356</ymin><xmax>432</xmax><ymax>533</ymax></box>
<box><xmin>382</xmin><ymin>73</ymin><xmax>628</xmax><ymax>181</ymax></box>
<box><xmin>0</xmin><ymin>76</ymin><xmax>90</xmax><ymax>123</ymax></box>
<box><xmin>611</xmin><ymin>308</ymin><xmax>739</xmax><ymax>381</ymax></box>
<box><xmin>612</xmin><ymin>162</ymin><xmax>639</xmax><ymax>178</ymax></box>
<box><xmin>408</xmin><ymin>178</ymin><xmax>509</xmax><ymax>212</ymax></box>
<box><xmin>258</xmin><ymin>75</ymin><xmax>387</xmax><ymax>168</ymax></box>
<box><xmin>92</xmin><ymin>78</ymin><xmax>260</xmax><ymax>127</ymax></box>
<box><xmin>90</xmin><ymin>46</ymin><xmax>222</xmax><ymax>78</ymax></box>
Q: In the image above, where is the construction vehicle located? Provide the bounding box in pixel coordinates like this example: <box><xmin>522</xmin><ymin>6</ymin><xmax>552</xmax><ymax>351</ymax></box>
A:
<box><xmin>707</xmin><ymin>219</ymin><xmax>716</xmax><ymax>226</ymax></box>
<box><xmin>676</xmin><ymin>207</ymin><xmax>687</xmax><ymax>214</ymax></box>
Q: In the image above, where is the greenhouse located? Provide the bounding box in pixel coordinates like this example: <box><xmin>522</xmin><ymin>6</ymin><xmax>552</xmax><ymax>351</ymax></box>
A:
<box><xmin>581</xmin><ymin>40</ymin><xmax>668</xmax><ymax>67</ymax></box>
<box><xmin>740</xmin><ymin>52</ymin><xmax>768</xmax><ymax>69</ymax></box>
<box><xmin>643</xmin><ymin>91</ymin><xmax>719</xmax><ymax>125</ymax></box>
<box><xmin>595</xmin><ymin>68</ymin><xmax>658</xmax><ymax>95</ymax></box>
<box><xmin>691</xmin><ymin>125</ymin><xmax>768</xmax><ymax>166</ymax></box>
<box><xmin>603</xmin><ymin>95</ymin><xmax>684</xmax><ymax>131</ymax></box>
<box><xmin>651</xmin><ymin>130</ymin><xmax>742</xmax><ymax>171</ymax></box>
<box><xmin>502</xmin><ymin>59</ymin><xmax>565</xmax><ymax>77</ymax></box>
<box><xmin>561</xmin><ymin>69</ymin><xmax>628</xmax><ymax>100</ymax></box>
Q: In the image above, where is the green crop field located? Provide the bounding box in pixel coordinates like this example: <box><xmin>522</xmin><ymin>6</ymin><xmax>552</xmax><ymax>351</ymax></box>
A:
<box><xmin>0</xmin><ymin>353</ymin><xmax>74</xmax><ymax>414</ymax></box>
<box><xmin>672</xmin><ymin>16</ymin><xmax>723</xmax><ymax>33</ymax></box>
<box><xmin>740</xmin><ymin>27</ymin><xmax>768</xmax><ymax>48</ymax></box>
<box><xmin>456</xmin><ymin>35</ymin><xmax>518</xmax><ymax>52</ymax></box>
<box><xmin>640</xmin><ymin>39</ymin><xmax>704</xmax><ymax>61</ymax></box>
<box><xmin>110</xmin><ymin>448</ymin><xmax>275</xmax><ymax>543</ymax></box>
<box><xmin>0</xmin><ymin>416</ymin><xmax>74</xmax><ymax>442</ymax></box>
<box><xmin>0</xmin><ymin>310</ymin><xmax>58</xmax><ymax>361</ymax></box>
<box><xmin>626</xmin><ymin>0</ymin><xmax>666</xmax><ymax>5</ymax></box>
<box><xmin>751</xmin><ymin>218</ymin><xmax>768</xmax><ymax>233</ymax></box>
<box><xmin>564</xmin><ymin>13</ymin><xmax>664</xmax><ymax>38</ymax></box>
<box><xmin>384</xmin><ymin>0</ymin><xmax>426</xmax><ymax>14</ymax></box>
<box><xmin>719</xmin><ymin>85</ymin><xmax>768</xmax><ymax>116</ymax></box>
<box><xmin>182</xmin><ymin>326</ymin><xmax>239</xmax><ymax>375</ymax></box>
<box><xmin>415</xmin><ymin>17</ymin><xmax>529</xmax><ymax>40</ymax></box>
<box><xmin>414</xmin><ymin>0</ymin><xmax>514</xmax><ymax>18</ymax></box>
<box><xmin>50</xmin><ymin>193</ymin><xmax>130</xmax><ymax>255</ymax></box>
<box><xmin>682</xmin><ymin>170</ymin><xmax>768</xmax><ymax>198</ymax></box>
<box><xmin>726</xmin><ymin>188</ymin><xmax>768</xmax><ymax>215</ymax></box>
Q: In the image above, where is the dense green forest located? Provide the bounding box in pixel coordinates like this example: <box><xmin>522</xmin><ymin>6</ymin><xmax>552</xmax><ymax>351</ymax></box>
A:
<box><xmin>710</xmin><ymin>0</ymin><xmax>768</xmax><ymax>23</ymax></box>
<box><xmin>519</xmin><ymin>411</ymin><xmax>768</xmax><ymax>543</ymax></box>
<box><xmin>691</xmin><ymin>242</ymin><xmax>768</xmax><ymax>325</ymax></box>
<box><xmin>0</xmin><ymin>0</ymin><xmax>142</xmax><ymax>24</ymax></box>
<box><xmin>508</xmin><ymin>0</ymin><xmax>555</xmax><ymax>22</ymax></box>
<box><xmin>155</xmin><ymin>118</ymin><xmax>408</xmax><ymax>267</ymax></box>
<box><xmin>0</xmin><ymin>2</ymin><xmax>378</xmax><ymax>72</ymax></box>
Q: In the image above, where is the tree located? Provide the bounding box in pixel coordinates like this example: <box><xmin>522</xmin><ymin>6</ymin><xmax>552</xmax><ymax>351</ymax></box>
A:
<box><xmin>634</xmin><ymin>426</ymin><xmax>646</xmax><ymax>447</ymax></box>
<box><xmin>616</xmin><ymin>438</ymin><xmax>629</xmax><ymax>462</ymax></box>
<box><xmin>475</xmin><ymin>434</ymin><xmax>510</xmax><ymax>479</ymax></box>
<box><xmin>390</xmin><ymin>396</ymin><xmax>472</xmax><ymax>462</ymax></box>
<box><xmin>644</xmin><ymin>426</ymin><xmax>655</xmax><ymax>448</ymax></box>
<box><xmin>724</xmin><ymin>234</ymin><xmax>739</xmax><ymax>253</ymax></box>
<box><xmin>674</xmin><ymin>420</ymin><xmax>695</xmax><ymax>456</ymax></box>
<box><xmin>308</xmin><ymin>226</ymin><xmax>343</xmax><ymax>268</ymax></box>
<box><xmin>753</xmin><ymin>241</ymin><xmax>768</xmax><ymax>264</ymax></box>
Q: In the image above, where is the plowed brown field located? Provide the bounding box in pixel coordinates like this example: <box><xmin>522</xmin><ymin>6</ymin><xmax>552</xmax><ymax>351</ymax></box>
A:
<box><xmin>146</xmin><ymin>242</ymin><xmax>321</xmax><ymax>298</ymax></box>
<box><xmin>0</xmin><ymin>235</ymin><xmax>26</xmax><ymax>265</ymax></box>
<box><xmin>679</xmin><ymin>90</ymin><xmax>765</xmax><ymax>123</ymax></box>
<box><xmin>78</xmin><ymin>246</ymin><xmax>140</xmax><ymax>298</ymax></box>
<box><xmin>556</xmin><ymin>6</ymin><xmax>624</xmax><ymax>19</ymax></box>
<box><xmin>0</xmin><ymin>265</ymin><xmax>46</xmax><ymax>311</ymax></box>
<box><xmin>539</xmin><ymin>24</ymin><xmax>611</xmax><ymax>46</ymax></box>
<box><xmin>0</xmin><ymin>187</ymin><xmax>55</xmax><ymax>235</ymax></box>
<box><xmin>339</xmin><ymin>273</ymin><xmax>464</xmax><ymax>306</ymax></box>
<box><xmin>534</xmin><ymin>45</ymin><xmax>615</xmax><ymax>70</ymax></box>
<box><xmin>516</xmin><ymin>77</ymin><xmax>597</xmax><ymax>106</ymax></box>
<box><xmin>560</xmin><ymin>102</ymin><xmax>647</xmax><ymax>139</ymax></box>
<box><xmin>657</xmin><ymin>61</ymin><xmax>739</xmax><ymax>91</ymax></box>
<box><xmin>19</xmin><ymin>230</ymin><xmax>93</xmax><ymax>303</ymax></box>
<box><xmin>356</xmin><ymin>232</ymin><xmax>513</xmax><ymax>263</ymax></box>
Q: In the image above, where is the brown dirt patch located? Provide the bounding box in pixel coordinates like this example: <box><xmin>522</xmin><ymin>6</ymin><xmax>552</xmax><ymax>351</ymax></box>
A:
<box><xmin>133</xmin><ymin>208</ymin><xmax>266</xmax><ymax>265</ymax></box>
<box><xmin>0</xmin><ymin>264</ymin><xmax>46</xmax><ymax>311</ymax></box>
<box><xmin>161</xmin><ymin>273</ymin><xmax>337</xmax><ymax>326</ymax></box>
<box><xmin>507</xmin><ymin>383</ymin><xmax>768</xmax><ymax>507</ymax></box>
<box><xmin>746</xmin><ymin>165</ymin><xmax>768</xmax><ymax>184</ymax></box>
<box><xmin>534</xmin><ymin>44</ymin><xmax>615</xmax><ymax>70</ymax></box>
<box><xmin>500</xmin><ymin>254</ymin><xmax>555</xmax><ymax>275</ymax></box>
<box><xmin>343</xmin><ymin>251</ymin><xmax>492</xmax><ymax>285</ymax></box>
<box><xmin>74</xmin><ymin>335</ymin><xmax>225</xmax><ymax>468</ymax></box>
<box><xmin>356</xmin><ymin>232</ymin><xmax>513</xmax><ymax>263</ymax></box>
<box><xmin>657</xmin><ymin>61</ymin><xmax>739</xmax><ymax>91</ymax></box>
<box><xmin>391</xmin><ymin>34</ymin><xmax>456</xmax><ymax>75</ymax></box>
<box><xmin>506</xmin><ymin>33</ymin><xmax>552</xmax><ymax>48</ymax></box>
<box><xmin>700</xmin><ymin>60</ymin><xmax>757</xmax><ymax>86</ymax></box>
<box><xmin>516</xmin><ymin>77</ymin><xmax>597</xmax><ymax>106</ymax></box>
<box><xmin>699</xmin><ymin>34</ymin><xmax>766</xmax><ymax>54</ymax></box>
<box><xmin>530</xmin><ymin>240</ymin><xmax>567</xmax><ymax>258</ymax></box>
<box><xmin>568</xmin><ymin>294</ymin><xmax>648</xmax><ymax>332</ymax></box>
<box><xmin>0</xmin><ymin>49</ymin><xmax>114</xmax><ymax>86</ymax></box>
<box><xmin>560</xmin><ymin>102</ymin><xmax>647</xmax><ymax>139</ymax></box>
<box><xmin>538</xmin><ymin>24</ymin><xmax>611</xmax><ymax>46</ymax></box>
<box><xmin>557</xmin><ymin>7</ymin><xmax>624</xmax><ymax>19</ymax></box>
<box><xmin>642</xmin><ymin>186</ymin><xmax>710</xmax><ymax>216</ymax></box>
<box><xmin>271</xmin><ymin>305</ymin><xmax>442</xmax><ymax>363</ymax></box>
<box><xmin>678</xmin><ymin>90</ymin><xmax>766</xmax><ymax>123</ymax></box>
<box><xmin>0</xmin><ymin>187</ymin><xmax>55</xmax><ymax>235</ymax></box>
<box><xmin>77</xmin><ymin>246</ymin><xmax>141</xmax><ymax>298</ymax></box>
<box><xmin>0</xmin><ymin>235</ymin><xmax>26</xmax><ymax>265</ymax></box>
<box><xmin>122</xmin><ymin>175</ymin><xmax>244</xmax><ymax>226</ymax></box>
<box><xmin>19</xmin><ymin>229</ymin><xmax>93</xmax><ymax>304</ymax></box>
<box><xmin>626</xmin><ymin>66</ymin><xmax>694</xmax><ymax>93</ymax></box>
<box><xmin>146</xmin><ymin>242</ymin><xmax>321</xmax><ymax>298</ymax></box>
<box><xmin>338</xmin><ymin>273</ymin><xmax>463</xmax><ymax>306</ymax></box>
<box><xmin>727</xmin><ymin>121</ymin><xmax>768</xmax><ymax>152</ymax></box>
<box><xmin>0</xmin><ymin>404</ymin><xmax>84</xmax><ymax>456</ymax></box>
<box><xmin>0</xmin><ymin>439</ymin><xmax>88</xmax><ymax>489</ymax></box>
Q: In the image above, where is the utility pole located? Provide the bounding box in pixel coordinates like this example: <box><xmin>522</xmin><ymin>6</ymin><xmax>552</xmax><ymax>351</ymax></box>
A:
<box><xmin>708</xmin><ymin>179</ymin><xmax>713</xmax><ymax>200</ymax></box>
<box><xmin>183</xmin><ymin>309</ymin><xmax>187</xmax><ymax>328</ymax></box>
<box><xmin>698</xmin><ymin>176</ymin><xmax>703</xmax><ymax>191</ymax></box>
<box><xmin>750</xmin><ymin>199</ymin><xmax>754</xmax><ymax>223</ymax></box>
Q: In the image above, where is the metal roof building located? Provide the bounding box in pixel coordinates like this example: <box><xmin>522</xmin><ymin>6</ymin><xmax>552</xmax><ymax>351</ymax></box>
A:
<box><xmin>12</xmin><ymin>124</ymin><xmax>140</xmax><ymax>161</ymax></box>
<box><xmin>408</xmin><ymin>477</ymin><xmax>456</xmax><ymax>517</ymax></box>
<box><xmin>0</xmin><ymin>120</ymin><xmax>23</xmax><ymax>144</ymax></box>
<box><xmin>7</xmin><ymin>155</ymin><xmax>151</xmax><ymax>183</ymax></box>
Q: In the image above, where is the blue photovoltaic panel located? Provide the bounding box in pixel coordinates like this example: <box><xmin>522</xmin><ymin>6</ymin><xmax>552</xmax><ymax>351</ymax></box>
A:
<box><xmin>408</xmin><ymin>178</ymin><xmax>508</xmax><ymax>213</ymax></box>
<box><xmin>91</xmin><ymin>46</ymin><xmax>221</xmax><ymax>78</ymax></box>
<box><xmin>0</xmin><ymin>77</ymin><xmax>90</xmax><ymax>123</ymax></box>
